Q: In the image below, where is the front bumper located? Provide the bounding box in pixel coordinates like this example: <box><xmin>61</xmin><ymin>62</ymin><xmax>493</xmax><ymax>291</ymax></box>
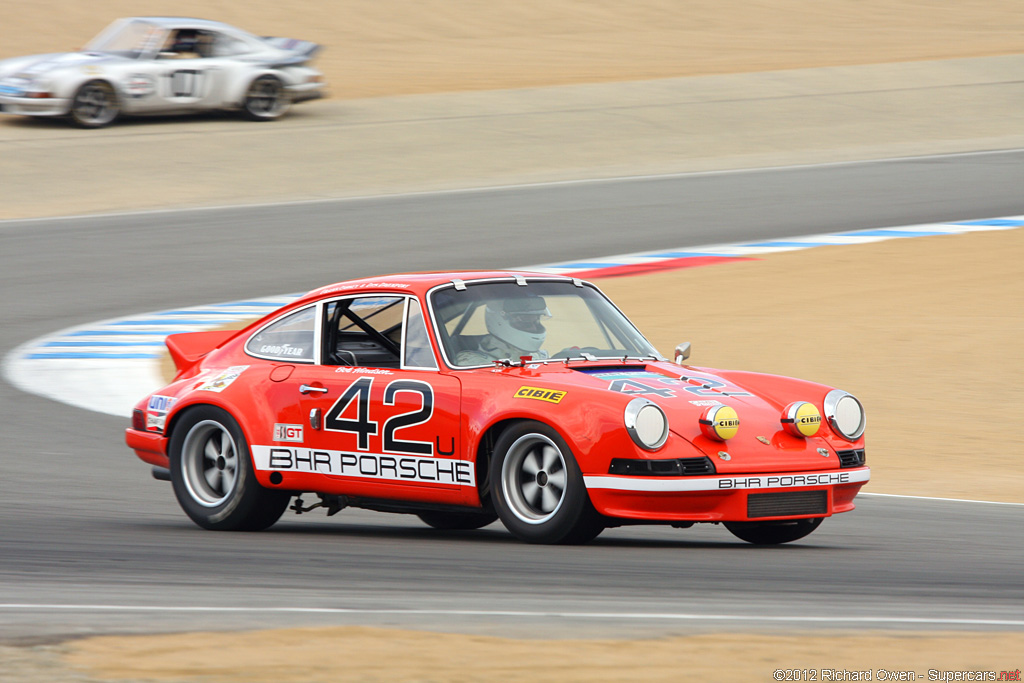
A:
<box><xmin>0</xmin><ymin>95</ymin><xmax>70</xmax><ymax>117</ymax></box>
<box><xmin>125</xmin><ymin>428</ymin><xmax>169</xmax><ymax>469</ymax></box>
<box><xmin>584</xmin><ymin>466</ymin><xmax>870</xmax><ymax>522</ymax></box>
<box><xmin>286</xmin><ymin>83</ymin><xmax>325</xmax><ymax>104</ymax></box>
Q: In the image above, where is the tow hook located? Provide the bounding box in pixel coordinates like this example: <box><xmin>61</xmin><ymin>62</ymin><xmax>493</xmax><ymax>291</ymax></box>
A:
<box><xmin>290</xmin><ymin>494</ymin><xmax>348</xmax><ymax>516</ymax></box>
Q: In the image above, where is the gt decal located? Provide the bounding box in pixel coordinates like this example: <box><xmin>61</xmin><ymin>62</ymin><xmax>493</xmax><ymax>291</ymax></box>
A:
<box><xmin>252</xmin><ymin>446</ymin><xmax>474</xmax><ymax>486</ymax></box>
<box><xmin>514</xmin><ymin>386</ymin><xmax>566</xmax><ymax>403</ymax></box>
<box><xmin>324</xmin><ymin>377</ymin><xmax>438</xmax><ymax>455</ymax></box>
<box><xmin>273</xmin><ymin>423</ymin><xmax>304</xmax><ymax>442</ymax></box>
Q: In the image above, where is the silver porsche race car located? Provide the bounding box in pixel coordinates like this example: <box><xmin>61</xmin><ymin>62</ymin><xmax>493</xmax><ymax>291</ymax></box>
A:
<box><xmin>0</xmin><ymin>17</ymin><xmax>326</xmax><ymax>128</ymax></box>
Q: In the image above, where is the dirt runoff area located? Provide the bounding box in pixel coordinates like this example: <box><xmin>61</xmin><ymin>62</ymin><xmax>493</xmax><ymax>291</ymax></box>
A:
<box><xmin>4</xmin><ymin>0</ymin><xmax>1024</xmax><ymax>98</ymax></box>
<box><xmin>3</xmin><ymin>1</ymin><xmax>1023</xmax><ymax>681</ymax></box>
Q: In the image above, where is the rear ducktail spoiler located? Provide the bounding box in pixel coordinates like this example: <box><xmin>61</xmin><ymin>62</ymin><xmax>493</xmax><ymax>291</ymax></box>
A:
<box><xmin>261</xmin><ymin>37</ymin><xmax>321</xmax><ymax>65</ymax></box>
<box><xmin>166</xmin><ymin>330</ymin><xmax>237</xmax><ymax>379</ymax></box>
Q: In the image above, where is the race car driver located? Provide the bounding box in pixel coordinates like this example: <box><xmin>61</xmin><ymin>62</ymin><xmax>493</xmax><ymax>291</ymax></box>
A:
<box><xmin>455</xmin><ymin>295</ymin><xmax>551</xmax><ymax>365</ymax></box>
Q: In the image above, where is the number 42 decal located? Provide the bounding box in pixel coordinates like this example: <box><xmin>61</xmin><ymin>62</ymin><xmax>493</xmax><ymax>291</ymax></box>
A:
<box><xmin>608</xmin><ymin>375</ymin><xmax>751</xmax><ymax>398</ymax></box>
<box><xmin>324</xmin><ymin>377</ymin><xmax>435</xmax><ymax>455</ymax></box>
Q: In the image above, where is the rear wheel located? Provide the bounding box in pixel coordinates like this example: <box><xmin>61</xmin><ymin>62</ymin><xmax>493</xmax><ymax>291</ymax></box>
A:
<box><xmin>70</xmin><ymin>80</ymin><xmax>119</xmax><ymax>128</ymax></box>
<box><xmin>242</xmin><ymin>75</ymin><xmax>290</xmax><ymax>121</ymax></box>
<box><xmin>169</xmin><ymin>406</ymin><xmax>290</xmax><ymax>531</ymax></box>
<box><xmin>724</xmin><ymin>518</ymin><xmax>823</xmax><ymax>545</ymax></box>
<box><xmin>416</xmin><ymin>510</ymin><xmax>498</xmax><ymax>530</ymax></box>
<box><xmin>490</xmin><ymin>421</ymin><xmax>604</xmax><ymax>544</ymax></box>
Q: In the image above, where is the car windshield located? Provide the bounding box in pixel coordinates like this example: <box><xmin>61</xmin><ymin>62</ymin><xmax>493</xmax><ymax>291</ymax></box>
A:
<box><xmin>430</xmin><ymin>279</ymin><xmax>663</xmax><ymax>367</ymax></box>
<box><xmin>84</xmin><ymin>19</ymin><xmax>167</xmax><ymax>58</ymax></box>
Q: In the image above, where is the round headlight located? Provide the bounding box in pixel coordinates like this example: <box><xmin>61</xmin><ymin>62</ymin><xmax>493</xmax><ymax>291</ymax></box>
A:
<box><xmin>699</xmin><ymin>404</ymin><xmax>740</xmax><ymax>441</ymax></box>
<box><xmin>823</xmin><ymin>390</ymin><xmax>865</xmax><ymax>440</ymax></box>
<box><xmin>625</xmin><ymin>398</ymin><xmax>669</xmax><ymax>451</ymax></box>
<box><xmin>781</xmin><ymin>401</ymin><xmax>822</xmax><ymax>437</ymax></box>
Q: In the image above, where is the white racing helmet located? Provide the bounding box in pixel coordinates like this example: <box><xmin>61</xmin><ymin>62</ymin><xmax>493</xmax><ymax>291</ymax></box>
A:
<box><xmin>484</xmin><ymin>295</ymin><xmax>550</xmax><ymax>352</ymax></box>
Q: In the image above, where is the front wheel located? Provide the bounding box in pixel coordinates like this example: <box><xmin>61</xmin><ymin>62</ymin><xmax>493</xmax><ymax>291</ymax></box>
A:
<box><xmin>489</xmin><ymin>421</ymin><xmax>604</xmax><ymax>544</ymax></box>
<box><xmin>724</xmin><ymin>517</ymin><xmax>823</xmax><ymax>545</ymax></box>
<box><xmin>70</xmin><ymin>80</ymin><xmax>120</xmax><ymax>128</ymax></box>
<box><xmin>169</xmin><ymin>405</ymin><xmax>290</xmax><ymax>531</ymax></box>
<box><xmin>242</xmin><ymin>75</ymin><xmax>291</xmax><ymax>121</ymax></box>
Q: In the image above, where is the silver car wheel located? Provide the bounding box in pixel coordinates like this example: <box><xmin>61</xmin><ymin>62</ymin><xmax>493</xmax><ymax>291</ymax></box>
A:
<box><xmin>243</xmin><ymin>75</ymin><xmax>290</xmax><ymax>120</ymax></box>
<box><xmin>500</xmin><ymin>433</ymin><xmax>568</xmax><ymax>524</ymax></box>
<box><xmin>181</xmin><ymin>420</ymin><xmax>239</xmax><ymax>507</ymax></box>
<box><xmin>71</xmin><ymin>81</ymin><xmax>119</xmax><ymax>128</ymax></box>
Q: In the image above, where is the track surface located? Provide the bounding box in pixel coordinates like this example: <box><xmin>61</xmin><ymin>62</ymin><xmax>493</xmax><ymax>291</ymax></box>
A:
<box><xmin>2</xmin><ymin>153</ymin><xmax>1024</xmax><ymax>641</ymax></box>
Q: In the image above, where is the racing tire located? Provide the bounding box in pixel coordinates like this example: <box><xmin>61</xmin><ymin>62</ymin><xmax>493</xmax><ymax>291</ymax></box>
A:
<box><xmin>70</xmin><ymin>80</ymin><xmax>120</xmax><ymax>128</ymax></box>
<box><xmin>242</xmin><ymin>75</ymin><xmax>291</xmax><ymax>121</ymax></box>
<box><xmin>416</xmin><ymin>510</ymin><xmax>498</xmax><ymax>531</ymax></box>
<box><xmin>724</xmin><ymin>517</ymin><xmax>823</xmax><ymax>545</ymax></box>
<box><xmin>490</xmin><ymin>421</ymin><xmax>604</xmax><ymax>545</ymax></box>
<box><xmin>169</xmin><ymin>405</ymin><xmax>290</xmax><ymax>531</ymax></box>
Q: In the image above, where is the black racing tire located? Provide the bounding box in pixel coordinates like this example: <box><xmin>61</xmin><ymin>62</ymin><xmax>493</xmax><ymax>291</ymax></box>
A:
<box><xmin>242</xmin><ymin>75</ymin><xmax>291</xmax><ymax>121</ymax></box>
<box><xmin>169</xmin><ymin>405</ymin><xmax>290</xmax><ymax>531</ymax></box>
<box><xmin>416</xmin><ymin>510</ymin><xmax>498</xmax><ymax>530</ymax></box>
<box><xmin>489</xmin><ymin>421</ymin><xmax>604</xmax><ymax>544</ymax></box>
<box><xmin>70</xmin><ymin>80</ymin><xmax>120</xmax><ymax>128</ymax></box>
<box><xmin>724</xmin><ymin>517</ymin><xmax>824</xmax><ymax>545</ymax></box>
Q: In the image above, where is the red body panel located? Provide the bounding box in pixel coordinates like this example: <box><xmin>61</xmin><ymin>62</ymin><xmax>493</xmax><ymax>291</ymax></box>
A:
<box><xmin>126</xmin><ymin>271</ymin><xmax>869</xmax><ymax>526</ymax></box>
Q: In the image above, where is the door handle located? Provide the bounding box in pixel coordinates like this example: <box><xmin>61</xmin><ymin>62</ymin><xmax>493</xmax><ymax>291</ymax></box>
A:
<box><xmin>299</xmin><ymin>384</ymin><xmax>328</xmax><ymax>395</ymax></box>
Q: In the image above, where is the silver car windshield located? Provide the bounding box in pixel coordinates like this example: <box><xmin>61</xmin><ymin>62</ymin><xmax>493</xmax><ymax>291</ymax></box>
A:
<box><xmin>85</xmin><ymin>19</ymin><xmax>166</xmax><ymax>58</ymax></box>
<box><xmin>430</xmin><ymin>279</ymin><xmax>662</xmax><ymax>367</ymax></box>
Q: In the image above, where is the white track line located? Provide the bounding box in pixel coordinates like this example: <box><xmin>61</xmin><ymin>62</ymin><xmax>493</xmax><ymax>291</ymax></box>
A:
<box><xmin>859</xmin><ymin>492</ymin><xmax>1024</xmax><ymax>506</ymax></box>
<box><xmin>0</xmin><ymin>604</ymin><xmax>1022</xmax><ymax>627</ymax></box>
<box><xmin>2</xmin><ymin>147</ymin><xmax>1022</xmax><ymax>226</ymax></box>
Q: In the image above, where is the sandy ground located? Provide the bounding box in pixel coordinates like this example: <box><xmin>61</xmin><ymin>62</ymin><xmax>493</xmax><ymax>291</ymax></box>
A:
<box><xmin>4</xmin><ymin>0</ymin><xmax>1024</xmax><ymax>98</ymax></box>
<box><xmin>2</xmin><ymin>1</ymin><xmax>1023</xmax><ymax>681</ymax></box>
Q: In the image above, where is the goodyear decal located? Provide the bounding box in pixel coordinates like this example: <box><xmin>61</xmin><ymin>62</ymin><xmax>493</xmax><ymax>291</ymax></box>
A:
<box><xmin>514</xmin><ymin>386</ymin><xmax>566</xmax><ymax>403</ymax></box>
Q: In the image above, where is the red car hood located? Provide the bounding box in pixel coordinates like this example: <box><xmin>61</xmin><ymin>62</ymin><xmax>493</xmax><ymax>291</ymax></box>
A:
<box><xmin>496</xmin><ymin>360</ymin><xmax>853</xmax><ymax>473</ymax></box>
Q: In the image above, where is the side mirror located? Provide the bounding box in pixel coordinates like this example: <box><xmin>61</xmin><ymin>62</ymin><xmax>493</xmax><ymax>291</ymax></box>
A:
<box><xmin>674</xmin><ymin>342</ymin><xmax>691</xmax><ymax>364</ymax></box>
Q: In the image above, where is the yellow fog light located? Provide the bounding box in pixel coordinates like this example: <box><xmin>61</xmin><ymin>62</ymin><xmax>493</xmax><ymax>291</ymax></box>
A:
<box><xmin>699</xmin><ymin>404</ymin><xmax>739</xmax><ymax>441</ymax></box>
<box><xmin>781</xmin><ymin>401</ymin><xmax>822</xmax><ymax>437</ymax></box>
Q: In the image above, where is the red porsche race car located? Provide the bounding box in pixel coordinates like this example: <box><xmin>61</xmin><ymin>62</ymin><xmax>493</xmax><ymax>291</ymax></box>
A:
<box><xmin>126</xmin><ymin>271</ymin><xmax>869</xmax><ymax>545</ymax></box>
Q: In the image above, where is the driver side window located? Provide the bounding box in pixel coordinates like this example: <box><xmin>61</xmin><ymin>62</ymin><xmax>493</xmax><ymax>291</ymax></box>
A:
<box><xmin>323</xmin><ymin>296</ymin><xmax>405</xmax><ymax>368</ymax></box>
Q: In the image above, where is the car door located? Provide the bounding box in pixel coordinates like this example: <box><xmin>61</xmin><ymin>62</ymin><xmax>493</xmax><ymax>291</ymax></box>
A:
<box><xmin>254</xmin><ymin>295</ymin><xmax>470</xmax><ymax>504</ymax></box>
<box><xmin>149</xmin><ymin>29</ymin><xmax>226</xmax><ymax>110</ymax></box>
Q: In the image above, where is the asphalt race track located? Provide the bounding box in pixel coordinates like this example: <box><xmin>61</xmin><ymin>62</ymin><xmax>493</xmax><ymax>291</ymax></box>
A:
<box><xmin>2</xmin><ymin>152</ymin><xmax>1024</xmax><ymax>641</ymax></box>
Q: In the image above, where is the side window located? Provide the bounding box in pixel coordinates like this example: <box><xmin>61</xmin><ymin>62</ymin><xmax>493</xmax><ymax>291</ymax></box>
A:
<box><xmin>211</xmin><ymin>34</ymin><xmax>249</xmax><ymax>57</ymax></box>
<box><xmin>245</xmin><ymin>306</ymin><xmax>315</xmax><ymax>362</ymax></box>
<box><xmin>403</xmin><ymin>302</ymin><xmax>438</xmax><ymax>370</ymax></box>
<box><xmin>324</xmin><ymin>296</ymin><xmax>405</xmax><ymax>368</ymax></box>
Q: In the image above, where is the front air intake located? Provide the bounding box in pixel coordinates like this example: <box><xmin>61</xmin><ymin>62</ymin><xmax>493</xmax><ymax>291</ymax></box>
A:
<box><xmin>747</xmin><ymin>491</ymin><xmax>827</xmax><ymax>518</ymax></box>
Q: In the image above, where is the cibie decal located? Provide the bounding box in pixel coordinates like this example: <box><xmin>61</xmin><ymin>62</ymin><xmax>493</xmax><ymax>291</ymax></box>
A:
<box><xmin>273</xmin><ymin>424</ymin><xmax>304</xmax><ymax>443</ymax></box>
<box><xmin>514</xmin><ymin>386</ymin><xmax>566</xmax><ymax>404</ymax></box>
<box><xmin>251</xmin><ymin>445</ymin><xmax>475</xmax><ymax>486</ymax></box>
<box><xmin>197</xmin><ymin>366</ymin><xmax>248</xmax><ymax>392</ymax></box>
